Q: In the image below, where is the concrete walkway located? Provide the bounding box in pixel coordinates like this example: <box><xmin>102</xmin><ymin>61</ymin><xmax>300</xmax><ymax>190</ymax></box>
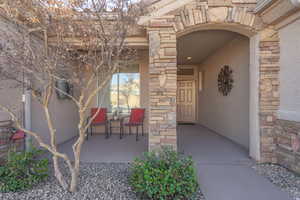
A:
<box><xmin>59</xmin><ymin>125</ymin><xmax>292</xmax><ymax>200</ymax></box>
<box><xmin>178</xmin><ymin>125</ymin><xmax>292</xmax><ymax>200</ymax></box>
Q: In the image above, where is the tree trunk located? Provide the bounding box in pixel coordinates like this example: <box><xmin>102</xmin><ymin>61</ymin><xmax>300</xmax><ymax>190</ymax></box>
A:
<box><xmin>69</xmin><ymin>166</ymin><xmax>80</xmax><ymax>192</ymax></box>
<box><xmin>53</xmin><ymin>155</ymin><xmax>68</xmax><ymax>190</ymax></box>
<box><xmin>69</xmin><ymin>128</ymin><xmax>86</xmax><ymax>192</ymax></box>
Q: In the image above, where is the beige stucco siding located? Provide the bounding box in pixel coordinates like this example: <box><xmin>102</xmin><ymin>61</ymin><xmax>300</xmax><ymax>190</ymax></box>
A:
<box><xmin>139</xmin><ymin>50</ymin><xmax>149</xmax><ymax>132</ymax></box>
<box><xmin>278</xmin><ymin>18</ymin><xmax>300</xmax><ymax>122</ymax></box>
<box><xmin>31</xmin><ymin>96</ymin><xmax>79</xmax><ymax>145</ymax></box>
<box><xmin>0</xmin><ymin>15</ymin><xmax>79</xmax><ymax>146</ymax></box>
<box><xmin>0</xmin><ymin>81</ymin><xmax>22</xmax><ymax>121</ymax></box>
<box><xmin>197</xmin><ymin>35</ymin><xmax>250</xmax><ymax>148</ymax></box>
<box><xmin>0</xmin><ymin>17</ymin><xmax>24</xmax><ymax>121</ymax></box>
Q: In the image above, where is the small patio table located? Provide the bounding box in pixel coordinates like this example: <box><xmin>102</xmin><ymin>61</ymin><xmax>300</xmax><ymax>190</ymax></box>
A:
<box><xmin>109</xmin><ymin>116</ymin><xmax>127</xmax><ymax>139</ymax></box>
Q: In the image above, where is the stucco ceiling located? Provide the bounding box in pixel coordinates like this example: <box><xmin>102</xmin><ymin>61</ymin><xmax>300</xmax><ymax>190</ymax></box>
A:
<box><xmin>177</xmin><ymin>30</ymin><xmax>241</xmax><ymax>65</ymax></box>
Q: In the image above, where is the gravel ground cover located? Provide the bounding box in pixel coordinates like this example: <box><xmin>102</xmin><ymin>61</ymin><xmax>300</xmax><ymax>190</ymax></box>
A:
<box><xmin>0</xmin><ymin>162</ymin><xmax>205</xmax><ymax>200</ymax></box>
<box><xmin>253</xmin><ymin>164</ymin><xmax>300</xmax><ymax>200</ymax></box>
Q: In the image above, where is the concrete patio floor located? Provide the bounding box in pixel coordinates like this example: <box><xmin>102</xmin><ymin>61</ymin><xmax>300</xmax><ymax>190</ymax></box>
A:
<box><xmin>178</xmin><ymin>125</ymin><xmax>292</xmax><ymax>200</ymax></box>
<box><xmin>59</xmin><ymin>125</ymin><xmax>292</xmax><ymax>200</ymax></box>
<box><xmin>59</xmin><ymin>133</ymin><xmax>147</xmax><ymax>163</ymax></box>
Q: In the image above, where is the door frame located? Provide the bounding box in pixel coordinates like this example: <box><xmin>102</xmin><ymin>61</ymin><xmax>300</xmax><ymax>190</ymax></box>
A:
<box><xmin>177</xmin><ymin>65</ymin><xmax>198</xmax><ymax>123</ymax></box>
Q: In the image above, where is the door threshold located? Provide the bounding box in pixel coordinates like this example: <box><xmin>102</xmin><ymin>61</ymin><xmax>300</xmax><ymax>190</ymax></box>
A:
<box><xmin>177</xmin><ymin>122</ymin><xmax>196</xmax><ymax>125</ymax></box>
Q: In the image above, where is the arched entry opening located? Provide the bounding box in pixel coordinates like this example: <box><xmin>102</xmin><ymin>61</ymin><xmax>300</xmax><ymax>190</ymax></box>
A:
<box><xmin>146</xmin><ymin>4</ymin><xmax>280</xmax><ymax>163</ymax></box>
<box><xmin>176</xmin><ymin>29</ymin><xmax>253</xmax><ymax>162</ymax></box>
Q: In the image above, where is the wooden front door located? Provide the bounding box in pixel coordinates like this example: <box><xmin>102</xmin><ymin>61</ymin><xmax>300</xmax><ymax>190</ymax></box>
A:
<box><xmin>177</xmin><ymin>80</ymin><xmax>196</xmax><ymax>123</ymax></box>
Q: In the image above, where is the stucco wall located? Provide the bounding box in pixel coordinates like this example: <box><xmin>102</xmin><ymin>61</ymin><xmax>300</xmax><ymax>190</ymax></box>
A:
<box><xmin>0</xmin><ymin>81</ymin><xmax>22</xmax><ymax>121</ymax></box>
<box><xmin>278</xmin><ymin>18</ymin><xmax>300</xmax><ymax>122</ymax></box>
<box><xmin>31</xmin><ymin>96</ymin><xmax>79</xmax><ymax>145</ymax></box>
<box><xmin>198</xmin><ymin>35</ymin><xmax>250</xmax><ymax>148</ymax></box>
<box><xmin>0</xmin><ymin>15</ymin><xmax>79</xmax><ymax>146</ymax></box>
<box><xmin>139</xmin><ymin>50</ymin><xmax>149</xmax><ymax>132</ymax></box>
<box><xmin>0</xmin><ymin>16</ymin><xmax>24</xmax><ymax>121</ymax></box>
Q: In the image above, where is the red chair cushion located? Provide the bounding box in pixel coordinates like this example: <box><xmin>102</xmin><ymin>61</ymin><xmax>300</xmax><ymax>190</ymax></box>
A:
<box><xmin>11</xmin><ymin>130</ymin><xmax>26</xmax><ymax>140</ymax></box>
<box><xmin>129</xmin><ymin>109</ymin><xmax>145</xmax><ymax>124</ymax></box>
<box><xmin>91</xmin><ymin>108</ymin><xmax>107</xmax><ymax>124</ymax></box>
<box><xmin>0</xmin><ymin>140</ymin><xmax>6</xmax><ymax>145</ymax></box>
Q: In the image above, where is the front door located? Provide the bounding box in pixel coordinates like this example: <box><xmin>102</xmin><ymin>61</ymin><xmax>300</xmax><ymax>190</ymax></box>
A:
<box><xmin>177</xmin><ymin>80</ymin><xmax>196</xmax><ymax>123</ymax></box>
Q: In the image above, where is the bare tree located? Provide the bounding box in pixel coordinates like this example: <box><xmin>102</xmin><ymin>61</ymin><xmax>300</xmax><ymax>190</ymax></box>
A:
<box><xmin>120</xmin><ymin>75</ymin><xmax>139</xmax><ymax>112</ymax></box>
<box><xmin>0</xmin><ymin>0</ymin><xmax>142</xmax><ymax>192</ymax></box>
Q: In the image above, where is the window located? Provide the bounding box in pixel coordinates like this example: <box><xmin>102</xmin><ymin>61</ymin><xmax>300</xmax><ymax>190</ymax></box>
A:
<box><xmin>98</xmin><ymin>64</ymin><xmax>140</xmax><ymax>113</ymax></box>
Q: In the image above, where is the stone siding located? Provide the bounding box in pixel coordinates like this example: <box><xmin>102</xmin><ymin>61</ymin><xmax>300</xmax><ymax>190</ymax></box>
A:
<box><xmin>259</xmin><ymin>31</ymin><xmax>280</xmax><ymax>163</ymax></box>
<box><xmin>275</xmin><ymin>120</ymin><xmax>300</xmax><ymax>173</ymax></box>
<box><xmin>172</xmin><ymin>0</ymin><xmax>261</xmax><ymax>35</ymax></box>
<box><xmin>148</xmin><ymin>17</ymin><xmax>177</xmax><ymax>151</ymax></box>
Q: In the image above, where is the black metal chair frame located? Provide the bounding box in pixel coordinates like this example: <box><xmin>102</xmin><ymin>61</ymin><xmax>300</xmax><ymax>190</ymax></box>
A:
<box><xmin>86</xmin><ymin>116</ymin><xmax>110</xmax><ymax>140</ymax></box>
<box><xmin>121</xmin><ymin>109</ymin><xmax>145</xmax><ymax>141</ymax></box>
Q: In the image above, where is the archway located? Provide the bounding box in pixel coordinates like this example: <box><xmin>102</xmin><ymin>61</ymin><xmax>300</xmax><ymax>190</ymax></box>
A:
<box><xmin>176</xmin><ymin>29</ymin><xmax>252</xmax><ymax>161</ymax></box>
<box><xmin>146</xmin><ymin>5</ymin><xmax>280</xmax><ymax>163</ymax></box>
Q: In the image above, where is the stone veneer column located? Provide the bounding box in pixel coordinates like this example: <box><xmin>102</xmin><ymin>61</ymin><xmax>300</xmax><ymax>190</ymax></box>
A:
<box><xmin>147</xmin><ymin>17</ymin><xmax>177</xmax><ymax>151</ymax></box>
<box><xmin>259</xmin><ymin>29</ymin><xmax>280</xmax><ymax>163</ymax></box>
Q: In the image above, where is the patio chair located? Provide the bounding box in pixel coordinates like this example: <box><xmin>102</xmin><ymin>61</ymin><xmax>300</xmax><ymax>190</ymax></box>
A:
<box><xmin>10</xmin><ymin>130</ymin><xmax>26</xmax><ymax>152</ymax></box>
<box><xmin>121</xmin><ymin>108</ymin><xmax>145</xmax><ymax>141</ymax></box>
<box><xmin>0</xmin><ymin>120</ymin><xmax>14</xmax><ymax>157</ymax></box>
<box><xmin>87</xmin><ymin>108</ymin><xmax>109</xmax><ymax>139</ymax></box>
<box><xmin>0</xmin><ymin>120</ymin><xmax>26</xmax><ymax>154</ymax></box>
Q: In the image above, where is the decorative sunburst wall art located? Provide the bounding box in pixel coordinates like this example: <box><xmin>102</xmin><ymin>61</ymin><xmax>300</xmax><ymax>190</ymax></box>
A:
<box><xmin>218</xmin><ymin>65</ymin><xmax>234</xmax><ymax>96</ymax></box>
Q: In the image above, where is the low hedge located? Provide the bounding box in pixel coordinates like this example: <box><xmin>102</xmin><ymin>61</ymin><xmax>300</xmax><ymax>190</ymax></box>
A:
<box><xmin>130</xmin><ymin>147</ymin><xmax>199</xmax><ymax>200</ymax></box>
<box><xmin>0</xmin><ymin>148</ymin><xmax>49</xmax><ymax>192</ymax></box>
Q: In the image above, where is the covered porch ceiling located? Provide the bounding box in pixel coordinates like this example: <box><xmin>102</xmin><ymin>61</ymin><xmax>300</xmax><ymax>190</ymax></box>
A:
<box><xmin>177</xmin><ymin>30</ymin><xmax>242</xmax><ymax>65</ymax></box>
<box><xmin>47</xmin><ymin>30</ymin><xmax>246</xmax><ymax>61</ymax></box>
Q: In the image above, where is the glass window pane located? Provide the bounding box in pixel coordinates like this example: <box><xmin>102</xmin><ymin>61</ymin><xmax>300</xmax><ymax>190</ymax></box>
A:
<box><xmin>119</xmin><ymin>73</ymin><xmax>140</xmax><ymax>113</ymax></box>
<box><xmin>98</xmin><ymin>81</ymin><xmax>111</xmax><ymax>110</ymax></box>
<box><xmin>98</xmin><ymin>74</ymin><xmax>117</xmax><ymax>113</ymax></box>
<box><xmin>110</xmin><ymin>74</ymin><xmax>119</xmax><ymax>112</ymax></box>
<box><xmin>98</xmin><ymin>64</ymin><xmax>140</xmax><ymax>113</ymax></box>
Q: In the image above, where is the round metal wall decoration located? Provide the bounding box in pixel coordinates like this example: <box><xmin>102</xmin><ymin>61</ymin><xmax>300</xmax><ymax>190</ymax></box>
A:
<box><xmin>218</xmin><ymin>65</ymin><xmax>233</xmax><ymax>96</ymax></box>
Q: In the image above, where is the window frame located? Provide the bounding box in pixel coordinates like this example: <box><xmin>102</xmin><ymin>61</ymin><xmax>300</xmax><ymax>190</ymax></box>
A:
<box><xmin>97</xmin><ymin>64</ymin><xmax>141</xmax><ymax>113</ymax></box>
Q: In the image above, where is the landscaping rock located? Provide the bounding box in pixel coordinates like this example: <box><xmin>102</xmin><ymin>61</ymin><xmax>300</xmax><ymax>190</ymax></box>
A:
<box><xmin>253</xmin><ymin>164</ymin><xmax>300</xmax><ymax>200</ymax></box>
<box><xmin>0</xmin><ymin>162</ymin><xmax>205</xmax><ymax>200</ymax></box>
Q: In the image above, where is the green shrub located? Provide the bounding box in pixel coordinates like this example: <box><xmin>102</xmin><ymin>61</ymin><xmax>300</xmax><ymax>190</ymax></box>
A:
<box><xmin>0</xmin><ymin>148</ymin><xmax>49</xmax><ymax>192</ymax></box>
<box><xmin>129</xmin><ymin>147</ymin><xmax>199</xmax><ymax>200</ymax></box>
